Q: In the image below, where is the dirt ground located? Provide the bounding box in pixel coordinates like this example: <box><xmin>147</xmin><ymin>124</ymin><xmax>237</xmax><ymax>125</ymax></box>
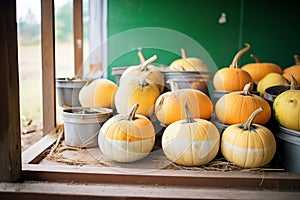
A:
<box><xmin>21</xmin><ymin>122</ymin><xmax>44</xmax><ymax>152</ymax></box>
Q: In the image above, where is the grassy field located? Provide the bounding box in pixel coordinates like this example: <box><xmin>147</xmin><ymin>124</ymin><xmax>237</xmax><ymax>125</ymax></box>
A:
<box><xmin>18</xmin><ymin>41</ymin><xmax>88</xmax><ymax>125</ymax></box>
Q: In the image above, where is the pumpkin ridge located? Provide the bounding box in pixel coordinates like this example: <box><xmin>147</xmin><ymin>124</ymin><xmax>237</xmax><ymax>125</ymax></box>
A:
<box><xmin>257</xmin><ymin>128</ymin><xmax>270</xmax><ymax>167</ymax></box>
<box><xmin>188</xmin><ymin>123</ymin><xmax>196</xmax><ymax>166</ymax></box>
<box><xmin>239</xmin><ymin>96</ymin><xmax>246</xmax><ymax>124</ymax></box>
<box><xmin>231</xmin><ymin>130</ymin><xmax>239</xmax><ymax>162</ymax></box>
<box><xmin>243</xmin><ymin>132</ymin><xmax>250</xmax><ymax>168</ymax></box>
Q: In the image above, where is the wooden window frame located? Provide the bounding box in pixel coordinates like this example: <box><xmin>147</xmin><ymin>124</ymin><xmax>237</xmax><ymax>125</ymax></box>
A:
<box><xmin>1</xmin><ymin>0</ymin><xmax>300</xmax><ymax>199</ymax></box>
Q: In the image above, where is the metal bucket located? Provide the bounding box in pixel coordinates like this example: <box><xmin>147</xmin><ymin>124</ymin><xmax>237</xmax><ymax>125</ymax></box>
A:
<box><xmin>263</xmin><ymin>85</ymin><xmax>290</xmax><ymax>104</ymax></box>
<box><xmin>56</xmin><ymin>78</ymin><xmax>87</xmax><ymax>107</ymax></box>
<box><xmin>263</xmin><ymin>85</ymin><xmax>290</xmax><ymax>132</ymax></box>
<box><xmin>62</xmin><ymin>107</ymin><xmax>113</xmax><ymax>148</ymax></box>
<box><xmin>162</xmin><ymin>71</ymin><xmax>211</xmax><ymax>95</ymax></box>
<box><xmin>275</xmin><ymin>125</ymin><xmax>300</xmax><ymax>173</ymax></box>
<box><xmin>211</xmin><ymin>119</ymin><xmax>229</xmax><ymax>135</ymax></box>
<box><xmin>111</xmin><ymin>66</ymin><xmax>128</xmax><ymax>85</ymax></box>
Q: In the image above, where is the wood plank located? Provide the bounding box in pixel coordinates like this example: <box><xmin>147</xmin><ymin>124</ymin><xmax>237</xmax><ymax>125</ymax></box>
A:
<box><xmin>0</xmin><ymin>182</ymin><xmax>300</xmax><ymax>199</ymax></box>
<box><xmin>22</xmin><ymin>164</ymin><xmax>300</xmax><ymax>190</ymax></box>
<box><xmin>1</xmin><ymin>181</ymin><xmax>300</xmax><ymax>200</ymax></box>
<box><xmin>73</xmin><ymin>0</ymin><xmax>83</xmax><ymax>77</ymax></box>
<box><xmin>0</xmin><ymin>0</ymin><xmax>22</xmax><ymax>182</ymax></box>
<box><xmin>22</xmin><ymin>134</ymin><xmax>57</xmax><ymax>164</ymax></box>
<box><xmin>41</xmin><ymin>0</ymin><xmax>56</xmax><ymax>135</ymax></box>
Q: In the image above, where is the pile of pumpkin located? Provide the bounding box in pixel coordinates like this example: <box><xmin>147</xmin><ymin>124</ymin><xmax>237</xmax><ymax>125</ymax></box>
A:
<box><xmin>76</xmin><ymin>45</ymin><xmax>300</xmax><ymax>169</ymax></box>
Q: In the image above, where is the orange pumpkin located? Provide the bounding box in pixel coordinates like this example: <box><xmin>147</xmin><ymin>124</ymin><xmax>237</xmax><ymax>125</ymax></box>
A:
<box><xmin>215</xmin><ymin>82</ymin><xmax>271</xmax><ymax>125</ymax></box>
<box><xmin>283</xmin><ymin>55</ymin><xmax>300</xmax><ymax>83</ymax></box>
<box><xmin>155</xmin><ymin>80</ymin><xmax>212</xmax><ymax>126</ymax></box>
<box><xmin>213</xmin><ymin>43</ymin><xmax>253</xmax><ymax>91</ymax></box>
<box><xmin>242</xmin><ymin>54</ymin><xmax>282</xmax><ymax>83</ymax></box>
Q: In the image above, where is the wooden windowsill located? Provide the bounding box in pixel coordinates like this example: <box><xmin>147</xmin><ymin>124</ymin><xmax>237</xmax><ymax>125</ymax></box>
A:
<box><xmin>1</xmin><ymin>181</ymin><xmax>300</xmax><ymax>200</ymax></box>
<box><xmin>20</xmin><ymin>132</ymin><xmax>300</xmax><ymax>192</ymax></box>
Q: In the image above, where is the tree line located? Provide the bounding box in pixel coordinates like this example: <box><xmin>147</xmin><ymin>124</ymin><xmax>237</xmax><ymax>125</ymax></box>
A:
<box><xmin>18</xmin><ymin>1</ymin><xmax>88</xmax><ymax>45</ymax></box>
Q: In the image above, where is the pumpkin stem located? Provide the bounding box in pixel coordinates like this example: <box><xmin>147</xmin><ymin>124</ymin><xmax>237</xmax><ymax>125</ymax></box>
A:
<box><xmin>240</xmin><ymin>107</ymin><xmax>263</xmax><ymax>131</ymax></box>
<box><xmin>230</xmin><ymin>43</ymin><xmax>251</xmax><ymax>68</ymax></box>
<box><xmin>126</xmin><ymin>103</ymin><xmax>139</xmax><ymax>121</ymax></box>
<box><xmin>294</xmin><ymin>55</ymin><xmax>300</xmax><ymax>65</ymax></box>
<box><xmin>184</xmin><ymin>103</ymin><xmax>196</xmax><ymax>123</ymax></box>
<box><xmin>138</xmin><ymin>49</ymin><xmax>146</xmax><ymax>63</ymax></box>
<box><xmin>289</xmin><ymin>72</ymin><xmax>299</xmax><ymax>90</ymax></box>
<box><xmin>241</xmin><ymin>82</ymin><xmax>252</xmax><ymax>95</ymax></box>
<box><xmin>84</xmin><ymin>78</ymin><xmax>96</xmax><ymax>86</ymax></box>
<box><xmin>167</xmin><ymin>79</ymin><xmax>180</xmax><ymax>92</ymax></box>
<box><xmin>250</xmin><ymin>54</ymin><xmax>261</xmax><ymax>63</ymax></box>
<box><xmin>67</xmin><ymin>75</ymin><xmax>82</xmax><ymax>81</ymax></box>
<box><xmin>140</xmin><ymin>55</ymin><xmax>157</xmax><ymax>71</ymax></box>
<box><xmin>138</xmin><ymin>71</ymin><xmax>151</xmax><ymax>87</ymax></box>
<box><xmin>181</xmin><ymin>48</ymin><xmax>187</xmax><ymax>59</ymax></box>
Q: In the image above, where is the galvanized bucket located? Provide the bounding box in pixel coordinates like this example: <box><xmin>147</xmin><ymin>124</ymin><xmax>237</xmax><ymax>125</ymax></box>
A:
<box><xmin>111</xmin><ymin>66</ymin><xmax>128</xmax><ymax>85</ymax></box>
<box><xmin>263</xmin><ymin>85</ymin><xmax>290</xmax><ymax>104</ymax></box>
<box><xmin>275</xmin><ymin>126</ymin><xmax>300</xmax><ymax>173</ymax></box>
<box><xmin>62</xmin><ymin>107</ymin><xmax>113</xmax><ymax>148</ymax></box>
<box><xmin>162</xmin><ymin>71</ymin><xmax>211</xmax><ymax>95</ymax></box>
<box><xmin>56</xmin><ymin>78</ymin><xmax>87</xmax><ymax>107</ymax></box>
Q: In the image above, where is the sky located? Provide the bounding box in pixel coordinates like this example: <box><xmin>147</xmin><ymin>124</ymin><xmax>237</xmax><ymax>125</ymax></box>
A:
<box><xmin>16</xmin><ymin>0</ymin><xmax>71</xmax><ymax>22</ymax></box>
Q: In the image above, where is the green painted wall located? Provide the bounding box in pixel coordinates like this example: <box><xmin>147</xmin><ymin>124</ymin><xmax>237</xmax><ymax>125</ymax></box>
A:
<box><xmin>107</xmin><ymin>0</ymin><xmax>300</xmax><ymax>81</ymax></box>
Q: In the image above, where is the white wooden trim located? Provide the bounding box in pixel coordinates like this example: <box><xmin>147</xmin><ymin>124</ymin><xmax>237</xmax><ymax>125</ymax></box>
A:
<box><xmin>102</xmin><ymin>0</ymin><xmax>108</xmax><ymax>78</ymax></box>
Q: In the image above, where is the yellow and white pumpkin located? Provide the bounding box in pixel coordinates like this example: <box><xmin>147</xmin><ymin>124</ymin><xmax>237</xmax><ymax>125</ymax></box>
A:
<box><xmin>162</xmin><ymin>103</ymin><xmax>220</xmax><ymax>166</ymax></box>
<box><xmin>221</xmin><ymin>107</ymin><xmax>276</xmax><ymax>168</ymax></box>
<box><xmin>98</xmin><ymin>104</ymin><xmax>155</xmax><ymax>162</ymax></box>
<box><xmin>273</xmin><ymin>73</ymin><xmax>300</xmax><ymax>131</ymax></box>
<box><xmin>257</xmin><ymin>72</ymin><xmax>288</xmax><ymax>96</ymax></box>
<box><xmin>119</xmin><ymin>54</ymin><xmax>164</xmax><ymax>93</ymax></box>
<box><xmin>170</xmin><ymin>48</ymin><xmax>208</xmax><ymax>71</ymax></box>
<box><xmin>115</xmin><ymin>72</ymin><xmax>160</xmax><ymax>117</ymax></box>
<box><xmin>79</xmin><ymin>78</ymin><xmax>118</xmax><ymax>108</ymax></box>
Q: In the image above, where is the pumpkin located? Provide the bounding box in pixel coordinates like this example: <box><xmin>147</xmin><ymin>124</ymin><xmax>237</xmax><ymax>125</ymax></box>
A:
<box><xmin>162</xmin><ymin>103</ymin><xmax>220</xmax><ymax>166</ymax></box>
<box><xmin>273</xmin><ymin>73</ymin><xmax>300</xmax><ymax>131</ymax></box>
<box><xmin>155</xmin><ymin>80</ymin><xmax>213</xmax><ymax>126</ymax></box>
<box><xmin>215</xmin><ymin>82</ymin><xmax>271</xmax><ymax>125</ymax></box>
<box><xmin>241</xmin><ymin>54</ymin><xmax>282</xmax><ymax>83</ymax></box>
<box><xmin>98</xmin><ymin>104</ymin><xmax>155</xmax><ymax>162</ymax></box>
<box><xmin>119</xmin><ymin>54</ymin><xmax>165</xmax><ymax>93</ymax></box>
<box><xmin>170</xmin><ymin>48</ymin><xmax>208</xmax><ymax>71</ymax></box>
<box><xmin>79</xmin><ymin>78</ymin><xmax>118</xmax><ymax>108</ymax></box>
<box><xmin>221</xmin><ymin>107</ymin><xmax>276</xmax><ymax>168</ymax></box>
<box><xmin>115</xmin><ymin>72</ymin><xmax>160</xmax><ymax>117</ymax></box>
<box><xmin>257</xmin><ymin>72</ymin><xmax>288</xmax><ymax>96</ymax></box>
<box><xmin>283</xmin><ymin>55</ymin><xmax>300</xmax><ymax>83</ymax></box>
<box><xmin>213</xmin><ymin>43</ymin><xmax>253</xmax><ymax>91</ymax></box>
